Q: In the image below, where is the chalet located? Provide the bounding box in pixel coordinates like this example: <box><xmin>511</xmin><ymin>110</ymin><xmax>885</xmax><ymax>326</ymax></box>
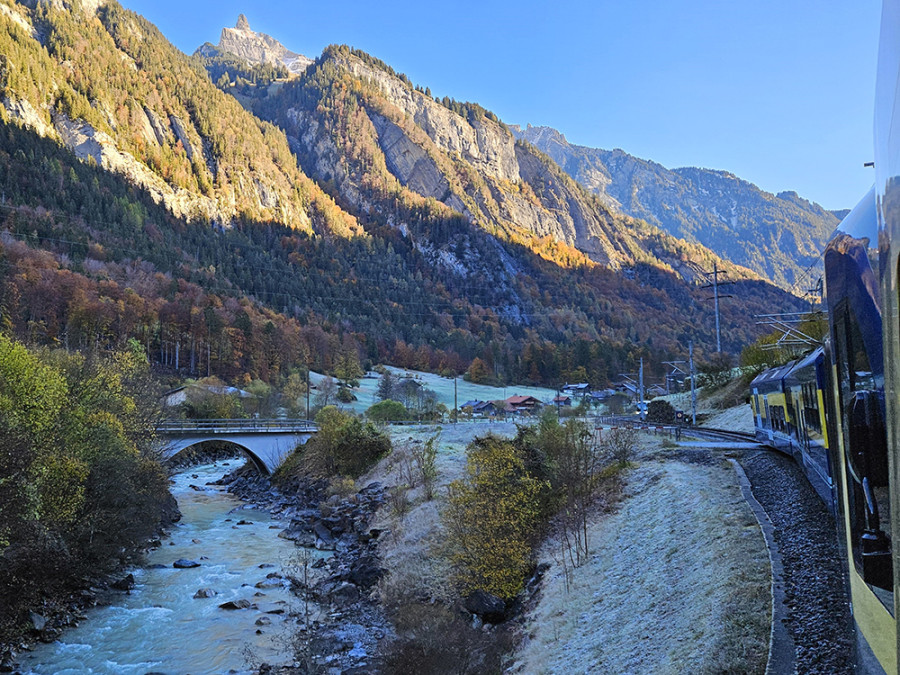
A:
<box><xmin>475</xmin><ymin>401</ymin><xmax>501</xmax><ymax>416</ymax></box>
<box><xmin>553</xmin><ymin>395</ymin><xmax>573</xmax><ymax>407</ymax></box>
<box><xmin>505</xmin><ymin>395</ymin><xmax>542</xmax><ymax>414</ymax></box>
<box><xmin>561</xmin><ymin>383</ymin><xmax>590</xmax><ymax>397</ymax></box>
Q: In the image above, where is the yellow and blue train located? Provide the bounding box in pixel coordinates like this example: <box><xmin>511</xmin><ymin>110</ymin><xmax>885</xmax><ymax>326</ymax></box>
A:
<box><xmin>748</xmin><ymin>3</ymin><xmax>900</xmax><ymax>670</ymax></box>
<box><xmin>750</xmin><ymin>346</ymin><xmax>834</xmax><ymax>509</ymax></box>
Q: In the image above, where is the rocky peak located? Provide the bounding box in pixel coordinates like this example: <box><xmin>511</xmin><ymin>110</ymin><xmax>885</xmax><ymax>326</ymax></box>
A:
<box><xmin>217</xmin><ymin>15</ymin><xmax>312</xmax><ymax>75</ymax></box>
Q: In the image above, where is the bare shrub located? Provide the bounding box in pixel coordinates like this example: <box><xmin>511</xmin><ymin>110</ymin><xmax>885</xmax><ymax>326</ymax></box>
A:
<box><xmin>411</xmin><ymin>432</ymin><xmax>439</xmax><ymax>500</ymax></box>
<box><xmin>389</xmin><ymin>485</ymin><xmax>411</xmax><ymax>519</ymax></box>
<box><xmin>602</xmin><ymin>427</ymin><xmax>637</xmax><ymax>465</ymax></box>
<box><xmin>381</xmin><ymin>602</ymin><xmax>514</xmax><ymax>674</ymax></box>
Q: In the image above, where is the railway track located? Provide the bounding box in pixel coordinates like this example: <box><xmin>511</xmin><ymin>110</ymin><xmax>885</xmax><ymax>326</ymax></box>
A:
<box><xmin>596</xmin><ymin>416</ymin><xmax>759</xmax><ymax>445</ymax></box>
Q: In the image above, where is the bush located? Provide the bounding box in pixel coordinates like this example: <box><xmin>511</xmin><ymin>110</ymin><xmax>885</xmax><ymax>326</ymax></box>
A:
<box><xmin>444</xmin><ymin>436</ymin><xmax>548</xmax><ymax>600</ymax></box>
<box><xmin>284</xmin><ymin>406</ymin><xmax>390</xmax><ymax>478</ymax></box>
<box><xmin>647</xmin><ymin>399</ymin><xmax>676</xmax><ymax>424</ymax></box>
<box><xmin>336</xmin><ymin>386</ymin><xmax>356</xmax><ymax>403</ymax></box>
<box><xmin>367</xmin><ymin>399</ymin><xmax>409</xmax><ymax>422</ymax></box>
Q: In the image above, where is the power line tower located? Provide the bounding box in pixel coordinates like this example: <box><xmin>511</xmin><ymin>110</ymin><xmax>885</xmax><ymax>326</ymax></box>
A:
<box><xmin>700</xmin><ymin>262</ymin><xmax>733</xmax><ymax>352</ymax></box>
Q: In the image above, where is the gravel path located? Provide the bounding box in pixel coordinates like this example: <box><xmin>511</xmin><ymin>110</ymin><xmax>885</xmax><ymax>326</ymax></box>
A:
<box><xmin>737</xmin><ymin>449</ymin><xmax>854</xmax><ymax>674</ymax></box>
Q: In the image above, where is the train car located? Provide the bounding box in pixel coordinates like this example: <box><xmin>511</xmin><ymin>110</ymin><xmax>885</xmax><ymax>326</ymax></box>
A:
<box><xmin>822</xmin><ymin>0</ymin><xmax>900</xmax><ymax>670</ymax></box>
<box><xmin>750</xmin><ymin>347</ymin><xmax>834</xmax><ymax>508</ymax></box>
<box><xmin>782</xmin><ymin>348</ymin><xmax>834</xmax><ymax>507</ymax></box>
<box><xmin>750</xmin><ymin>358</ymin><xmax>803</xmax><ymax>452</ymax></box>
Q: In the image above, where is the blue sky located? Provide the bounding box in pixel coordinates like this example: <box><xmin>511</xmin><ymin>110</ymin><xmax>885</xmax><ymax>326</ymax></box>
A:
<box><xmin>123</xmin><ymin>0</ymin><xmax>881</xmax><ymax>211</ymax></box>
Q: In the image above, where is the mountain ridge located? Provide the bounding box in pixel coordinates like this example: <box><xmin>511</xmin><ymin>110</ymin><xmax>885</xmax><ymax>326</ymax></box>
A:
<box><xmin>509</xmin><ymin>124</ymin><xmax>838</xmax><ymax>290</ymax></box>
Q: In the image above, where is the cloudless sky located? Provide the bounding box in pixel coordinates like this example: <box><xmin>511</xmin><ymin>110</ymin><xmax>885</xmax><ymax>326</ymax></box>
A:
<box><xmin>121</xmin><ymin>0</ymin><xmax>881</xmax><ymax>211</ymax></box>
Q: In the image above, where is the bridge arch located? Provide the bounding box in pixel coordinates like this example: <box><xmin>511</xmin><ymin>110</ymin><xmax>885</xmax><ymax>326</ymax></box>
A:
<box><xmin>166</xmin><ymin>439</ymin><xmax>269</xmax><ymax>474</ymax></box>
<box><xmin>156</xmin><ymin>421</ymin><xmax>316</xmax><ymax>475</ymax></box>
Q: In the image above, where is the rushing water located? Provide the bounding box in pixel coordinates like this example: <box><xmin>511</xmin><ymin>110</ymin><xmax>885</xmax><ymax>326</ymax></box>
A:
<box><xmin>23</xmin><ymin>462</ymin><xmax>308</xmax><ymax>675</ymax></box>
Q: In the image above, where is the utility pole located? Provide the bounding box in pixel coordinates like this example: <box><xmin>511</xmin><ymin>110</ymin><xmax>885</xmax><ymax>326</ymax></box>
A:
<box><xmin>639</xmin><ymin>358</ymin><xmax>645</xmax><ymax>421</ymax></box>
<box><xmin>306</xmin><ymin>367</ymin><xmax>311</xmax><ymax>421</ymax></box>
<box><xmin>689</xmin><ymin>342</ymin><xmax>697</xmax><ymax>426</ymax></box>
<box><xmin>701</xmin><ymin>262</ymin><xmax>733</xmax><ymax>352</ymax></box>
<box><xmin>453</xmin><ymin>377</ymin><xmax>458</xmax><ymax>423</ymax></box>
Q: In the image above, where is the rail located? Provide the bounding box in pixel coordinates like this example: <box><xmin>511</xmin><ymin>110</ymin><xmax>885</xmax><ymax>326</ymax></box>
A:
<box><xmin>157</xmin><ymin>418</ymin><xmax>317</xmax><ymax>433</ymax></box>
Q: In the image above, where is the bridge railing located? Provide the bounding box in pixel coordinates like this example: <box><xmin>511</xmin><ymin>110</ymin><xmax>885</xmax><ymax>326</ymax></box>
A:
<box><xmin>157</xmin><ymin>418</ymin><xmax>317</xmax><ymax>433</ymax></box>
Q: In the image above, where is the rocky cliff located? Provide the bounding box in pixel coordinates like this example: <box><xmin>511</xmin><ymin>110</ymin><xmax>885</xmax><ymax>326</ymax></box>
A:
<box><xmin>251</xmin><ymin>46</ymin><xmax>759</xmax><ymax>284</ymax></box>
<box><xmin>510</xmin><ymin>124</ymin><xmax>838</xmax><ymax>290</ymax></box>
<box><xmin>216</xmin><ymin>14</ymin><xmax>312</xmax><ymax>75</ymax></box>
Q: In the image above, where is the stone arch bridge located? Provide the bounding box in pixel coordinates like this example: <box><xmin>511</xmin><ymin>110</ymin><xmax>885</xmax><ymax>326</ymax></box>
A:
<box><xmin>157</xmin><ymin>419</ymin><xmax>317</xmax><ymax>474</ymax></box>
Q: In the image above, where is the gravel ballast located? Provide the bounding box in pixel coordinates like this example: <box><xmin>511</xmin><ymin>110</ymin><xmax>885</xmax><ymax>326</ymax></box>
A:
<box><xmin>738</xmin><ymin>449</ymin><xmax>854</xmax><ymax>674</ymax></box>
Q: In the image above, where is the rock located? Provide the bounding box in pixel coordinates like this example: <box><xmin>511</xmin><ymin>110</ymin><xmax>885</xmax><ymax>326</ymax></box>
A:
<box><xmin>147</xmin><ymin>563</ymin><xmax>168</xmax><ymax>569</ymax></box>
<box><xmin>312</xmin><ymin>558</ymin><xmax>326</xmax><ymax>569</ymax></box>
<box><xmin>29</xmin><ymin>612</ymin><xmax>47</xmax><ymax>632</ymax></box>
<box><xmin>259</xmin><ymin>563</ymin><xmax>276</xmax><ymax>568</ymax></box>
<box><xmin>173</xmin><ymin>559</ymin><xmax>201</xmax><ymax>569</ymax></box>
<box><xmin>464</xmin><ymin>590</ymin><xmax>506</xmax><ymax>623</ymax></box>
<box><xmin>313</xmin><ymin>521</ymin><xmax>334</xmax><ymax>542</ymax></box>
<box><xmin>219</xmin><ymin>599</ymin><xmax>252</xmax><ymax>610</ymax></box>
<box><xmin>193</xmin><ymin>588</ymin><xmax>218</xmax><ymax>598</ymax></box>
<box><xmin>256</xmin><ymin>616</ymin><xmax>272</xmax><ymax>626</ymax></box>
<box><xmin>348</xmin><ymin>556</ymin><xmax>383</xmax><ymax>589</ymax></box>
<box><xmin>330</xmin><ymin>582</ymin><xmax>360</xmax><ymax>605</ymax></box>
<box><xmin>236</xmin><ymin>519</ymin><xmax>253</xmax><ymax>525</ymax></box>
<box><xmin>111</xmin><ymin>573</ymin><xmax>135</xmax><ymax>591</ymax></box>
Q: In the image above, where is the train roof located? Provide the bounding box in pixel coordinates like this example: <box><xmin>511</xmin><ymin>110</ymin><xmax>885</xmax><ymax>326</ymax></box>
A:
<box><xmin>750</xmin><ymin>347</ymin><xmax>824</xmax><ymax>390</ymax></box>
<box><xmin>783</xmin><ymin>347</ymin><xmax>825</xmax><ymax>386</ymax></box>
<box><xmin>751</xmin><ymin>360</ymin><xmax>799</xmax><ymax>387</ymax></box>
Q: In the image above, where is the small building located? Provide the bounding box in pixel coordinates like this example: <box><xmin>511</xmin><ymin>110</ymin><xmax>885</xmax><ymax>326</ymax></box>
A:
<box><xmin>474</xmin><ymin>401</ymin><xmax>501</xmax><ymax>416</ymax></box>
<box><xmin>505</xmin><ymin>395</ymin><xmax>542</xmax><ymax>414</ymax></box>
<box><xmin>561</xmin><ymin>383</ymin><xmax>590</xmax><ymax>397</ymax></box>
<box><xmin>553</xmin><ymin>395</ymin><xmax>573</xmax><ymax>407</ymax></box>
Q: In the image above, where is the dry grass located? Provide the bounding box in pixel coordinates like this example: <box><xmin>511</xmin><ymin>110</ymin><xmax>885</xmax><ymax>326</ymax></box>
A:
<box><xmin>510</xmin><ymin>458</ymin><xmax>770</xmax><ymax>675</ymax></box>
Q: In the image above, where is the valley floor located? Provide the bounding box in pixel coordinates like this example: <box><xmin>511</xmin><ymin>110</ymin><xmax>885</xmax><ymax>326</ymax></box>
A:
<box><xmin>367</xmin><ymin>414</ymin><xmax>771</xmax><ymax>674</ymax></box>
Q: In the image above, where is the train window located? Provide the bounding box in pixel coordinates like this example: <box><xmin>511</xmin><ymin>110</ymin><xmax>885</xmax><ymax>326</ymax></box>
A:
<box><xmin>834</xmin><ymin>304</ymin><xmax>893</xmax><ymax>593</ymax></box>
<box><xmin>802</xmin><ymin>382</ymin><xmax>822</xmax><ymax>438</ymax></box>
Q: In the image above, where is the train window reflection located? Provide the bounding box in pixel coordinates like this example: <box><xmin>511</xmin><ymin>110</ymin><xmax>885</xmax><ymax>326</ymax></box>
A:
<box><xmin>835</xmin><ymin>303</ymin><xmax>893</xmax><ymax>594</ymax></box>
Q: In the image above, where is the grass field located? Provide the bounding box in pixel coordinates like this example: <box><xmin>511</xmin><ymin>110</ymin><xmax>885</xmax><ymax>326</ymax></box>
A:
<box><xmin>309</xmin><ymin>367</ymin><xmax>559</xmax><ymax>417</ymax></box>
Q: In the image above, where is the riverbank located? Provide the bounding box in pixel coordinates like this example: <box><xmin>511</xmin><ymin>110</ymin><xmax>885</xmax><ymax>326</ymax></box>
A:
<box><xmin>219</xmin><ymin>465</ymin><xmax>393</xmax><ymax>672</ymax></box>
<box><xmin>0</xmin><ymin>491</ymin><xmax>180</xmax><ymax>672</ymax></box>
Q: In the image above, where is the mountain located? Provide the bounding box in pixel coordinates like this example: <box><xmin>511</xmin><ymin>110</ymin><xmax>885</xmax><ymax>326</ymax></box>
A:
<box><xmin>196</xmin><ymin>14</ymin><xmax>312</xmax><ymax>76</ymax></box>
<box><xmin>510</xmin><ymin>125</ymin><xmax>839</xmax><ymax>291</ymax></box>
<box><xmin>0</xmin><ymin>1</ymin><xmax>806</xmax><ymax>391</ymax></box>
<box><xmin>241</xmin><ymin>44</ymin><xmax>768</xmax><ymax>288</ymax></box>
<box><xmin>0</xmin><ymin>0</ymin><xmax>357</xmax><ymax>236</ymax></box>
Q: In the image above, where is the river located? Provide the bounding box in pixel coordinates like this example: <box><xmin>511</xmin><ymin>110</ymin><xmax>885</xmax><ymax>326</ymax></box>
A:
<box><xmin>22</xmin><ymin>462</ymin><xmax>312</xmax><ymax>675</ymax></box>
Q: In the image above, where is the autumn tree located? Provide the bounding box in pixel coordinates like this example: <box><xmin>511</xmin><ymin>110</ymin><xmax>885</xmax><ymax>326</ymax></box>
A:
<box><xmin>445</xmin><ymin>435</ymin><xmax>548</xmax><ymax>600</ymax></box>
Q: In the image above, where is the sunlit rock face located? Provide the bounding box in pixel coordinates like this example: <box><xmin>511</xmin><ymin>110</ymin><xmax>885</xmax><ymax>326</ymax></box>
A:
<box><xmin>217</xmin><ymin>14</ymin><xmax>313</xmax><ymax>75</ymax></box>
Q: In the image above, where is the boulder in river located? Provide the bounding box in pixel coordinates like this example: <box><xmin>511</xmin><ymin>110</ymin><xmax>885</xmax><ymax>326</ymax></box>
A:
<box><xmin>111</xmin><ymin>574</ymin><xmax>135</xmax><ymax>591</ymax></box>
<box><xmin>193</xmin><ymin>588</ymin><xmax>218</xmax><ymax>599</ymax></box>
<box><xmin>173</xmin><ymin>559</ymin><xmax>201</xmax><ymax>569</ymax></box>
<box><xmin>219</xmin><ymin>599</ymin><xmax>252</xmax><ymax>610</ymax></box>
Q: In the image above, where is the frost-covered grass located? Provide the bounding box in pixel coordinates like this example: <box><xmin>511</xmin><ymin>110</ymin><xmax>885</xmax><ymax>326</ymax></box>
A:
<box><xmin>511</xmin><ymin>459</ymin><xmax>770</xmax><ymax>675</ymax></box>
<box><xmin>309</xmin><ymin>368</ymin><xmax>558</xmax><ymax>416</ymax></box>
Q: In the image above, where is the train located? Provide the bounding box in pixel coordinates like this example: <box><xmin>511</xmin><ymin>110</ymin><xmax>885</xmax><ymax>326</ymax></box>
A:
<box><xmin>749</xmin><ymin>345</ymin><xmax>834</xmax><ymax>509</ymax></box>
<box><xmin>747</xmin><ymin>2</ymin><xmax>900</xmax><ymax>670</ymax></box>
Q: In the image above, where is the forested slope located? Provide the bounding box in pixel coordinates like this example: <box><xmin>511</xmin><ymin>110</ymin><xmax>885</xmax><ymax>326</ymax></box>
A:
<box><xmin>0</xmin><ymin>1</ymin><xmax>807</xmax><ymax>390</ymax></box>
